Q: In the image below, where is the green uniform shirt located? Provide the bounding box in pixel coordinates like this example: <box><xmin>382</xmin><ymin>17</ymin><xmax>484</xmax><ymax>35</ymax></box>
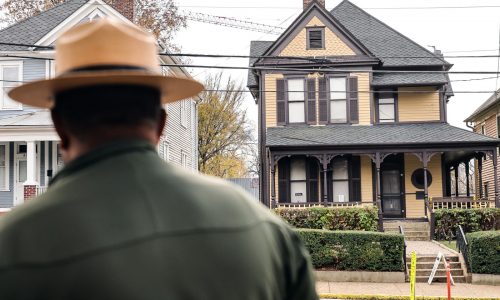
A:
<box><xmin>0</xmin><ymin>140</ymin><xmax>317</xmax><ymax>300</ymax></box>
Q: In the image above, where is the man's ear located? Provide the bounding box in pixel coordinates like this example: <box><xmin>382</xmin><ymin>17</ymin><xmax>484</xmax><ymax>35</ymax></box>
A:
<box><xmin>156</xmin><ymin>108</ymin><xmax>167</xmax><ymax>141</ymax></box>
<box><xmin>51</xmin><ymin>109</ymin><xmax>70</xmax><ymax>151</ymax></box>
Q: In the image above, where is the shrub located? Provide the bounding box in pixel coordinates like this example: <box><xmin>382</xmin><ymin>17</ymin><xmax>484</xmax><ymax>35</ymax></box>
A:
<box><xmin>276</xmin><ymin>206</ymin><xmax>378</xmax><ymax>231</ymax></box>
<box><xmin>433</xmin><ymin>208</ymin><xmax>500</xmax><ymax>239</ymax></box>
<box><xmin>467</xmin><ymin>231</ymin><xmax>500</xmax><ymax>274</ymax></box>
<box><xmin>296</xmin><ymin>229</ymin><xmax>404</xmax><ymax>271</ymax></box>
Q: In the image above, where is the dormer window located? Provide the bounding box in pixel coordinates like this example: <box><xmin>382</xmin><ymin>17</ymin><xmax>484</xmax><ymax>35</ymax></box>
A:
<box><xmin>307</xmin><ymin>27</ymin><xmax>324</xmax><ymax>49</ymax></box>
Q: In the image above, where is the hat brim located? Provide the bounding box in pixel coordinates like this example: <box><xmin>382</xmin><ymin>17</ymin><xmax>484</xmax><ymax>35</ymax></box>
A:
<box><xmin>8</xmin><ymin>70</ymin><xmax>204</xmax><ymax>109</ymax></box>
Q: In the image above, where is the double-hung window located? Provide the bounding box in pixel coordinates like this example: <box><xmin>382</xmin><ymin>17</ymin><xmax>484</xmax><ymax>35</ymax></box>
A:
<box><xmin>290</xmin><ymin>158</ymin><xmax>307</xmax><ymax>203</ymax></box>
<box><xmin>377</xmin><ymin>92</ymin><xmax>396</xmax><ymax>123</ymax></box>
<box><xmin>287</xmin><ymin>78</ymin><xmax>305</xmax><ymax>123</ymax></box>
<box><xmin>332</xmin><ymin>158</ymin><xmax>349</xmax><ymax>202</ymax></box>
<box><xmin>1</xmin><ymin>63</ymin><xmax>22</xmax><ymax>110</ymax></box>
<box><xmin>329</xmin><ymin>77</ymin><xmax>347</xmax><ymax>123</ymax></box>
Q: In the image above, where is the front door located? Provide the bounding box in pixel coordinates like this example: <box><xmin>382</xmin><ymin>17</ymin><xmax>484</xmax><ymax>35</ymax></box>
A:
<box><xmin>14</xmin><ymin>155</ymin><xmax>27</xmax><ymax>206</ymax></box>
<box><xmin>381</xmin><ymin>156</ymin><xmax>405</xmax><ymax>218</ymax></box>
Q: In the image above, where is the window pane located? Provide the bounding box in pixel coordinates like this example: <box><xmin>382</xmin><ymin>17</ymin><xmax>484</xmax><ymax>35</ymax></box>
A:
<box><xmin>289</xmin><ymin>102</ymin><xmax>305</xmax><ymax>123</ymax></box>
<box><xmin>379</xmin><ymin>104</ymin><xmax>395</xmax><ymax>122</ymax></box>
<box><xmin>330</xmin><ymin>100</ymin><xmax>347</xmax><ymax>122</ymax></box>
<box><xmin>332</xmin><ymin>158</ymin><xmax>348</xmax><ymax>180</ymax></box>
<box><xmin>330</xmin><ymin>77</ymin><xmax>346</xmax><ymax>99</ymax></box>
<box><xmin>379</xmin><ymin>98</ymin><xmax>394</xmax><ymax>104</ymax></box>
<box><xmin>3</xmin><ymin>66</ymin><xmax>20</xmax><ymax>109</ymax></box>
<box><xmin>19</xmin><ymin>160</ymin><xmax>27</xmax><ymax>182</ymax></box>
<box><xmin>288</xmin><ymin>79</ymin><xmax>304</xmax><ymax>102</ymax></box>
<box><xmin>290</xmin><ymin>158</ymin><xmax>306</xmax><ymax>180</ymax></box>
<box><xmin>333</xmin><ymin>181</ymin><xmax>349</xmax><ymax>202</ymax></box>
<box><xmin>291</xmin><ymin>182</ymin><xmax>307</xmax><ymax>203</ymax></box>
<box><xmin>0</xmin><ymin>145</ymin><xmax>5</xmax><ymax>189</ymax></box>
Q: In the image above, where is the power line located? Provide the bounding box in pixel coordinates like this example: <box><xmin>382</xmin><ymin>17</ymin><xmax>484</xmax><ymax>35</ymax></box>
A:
<box><xmin>177</xmin><ymin>5</ymin><xmax>500</xmax><ymax>10</ymax></box>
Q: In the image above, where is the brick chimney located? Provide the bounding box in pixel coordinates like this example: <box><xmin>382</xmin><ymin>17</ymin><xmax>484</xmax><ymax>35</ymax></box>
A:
<box><xmin>107</xmin><ymin>0</ymin><xmax>135</xmax><ymax>21</ymax></box>
<box><xmin>303</xmin><ymin>0</ymin><xmax>325</xmax><ymax>10</ymax></box>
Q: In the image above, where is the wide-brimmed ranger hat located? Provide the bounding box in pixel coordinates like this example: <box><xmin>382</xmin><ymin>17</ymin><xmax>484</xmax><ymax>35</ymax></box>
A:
<box><xmin>9</xmin><ymin>18</ymin><xmax>204</xmax><ymax>108</ymax></box>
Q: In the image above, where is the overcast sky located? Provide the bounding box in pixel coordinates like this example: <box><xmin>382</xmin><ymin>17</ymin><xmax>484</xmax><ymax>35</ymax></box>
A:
<box><xmin>174</xmin><ymin>0</ymin><xmax>500</xmax><ymax>132</ymax></box>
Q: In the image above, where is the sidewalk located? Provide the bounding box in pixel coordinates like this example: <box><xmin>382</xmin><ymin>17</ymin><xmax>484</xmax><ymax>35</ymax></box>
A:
<box><xmin>316</xmin><ymin>282</ymin><xmax>500</xmax><ymax>298</ymax></box>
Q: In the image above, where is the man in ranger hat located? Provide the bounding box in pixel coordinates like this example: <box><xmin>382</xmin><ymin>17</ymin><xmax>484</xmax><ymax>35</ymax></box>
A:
<box><xmin>0</xmin><ymin>18</ymin><xmax>317</xmax><ymax>299</ymax></box>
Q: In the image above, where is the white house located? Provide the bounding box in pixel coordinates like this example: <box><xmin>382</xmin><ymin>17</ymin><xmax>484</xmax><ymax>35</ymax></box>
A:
<box><xmin>0</xmin><ymin>0</ymin><xmax>199</xmax><ymax>213</ymax></box>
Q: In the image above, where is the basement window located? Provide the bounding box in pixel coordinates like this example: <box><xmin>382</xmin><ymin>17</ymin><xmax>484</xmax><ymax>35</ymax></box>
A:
<box><xmin>307</xmin><ymin>27</ymin><xmax>324</xmax><ymax>49</ymax></box>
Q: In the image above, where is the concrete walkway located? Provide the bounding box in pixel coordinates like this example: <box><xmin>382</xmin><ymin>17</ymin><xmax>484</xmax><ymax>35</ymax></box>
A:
<box><xmin>406</xmin><ymin>241</ymin><xmax>455</xmax><ymax>256</ymax></box>
<box><xmin>316</xmin><ymin>282</ymin><xmax>500</xmax><ymax>298</ymax></box>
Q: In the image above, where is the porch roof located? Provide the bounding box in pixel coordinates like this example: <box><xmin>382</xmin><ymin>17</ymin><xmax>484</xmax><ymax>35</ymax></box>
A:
<box><xmin>266</xmin><ymin>123</ymin><xmax>499</xmax><ymax>148</ymax></box>
<box><xmin>0</xmin><ymin>110</ymin><xmax>52</xmax><ymax>126</ymax></box>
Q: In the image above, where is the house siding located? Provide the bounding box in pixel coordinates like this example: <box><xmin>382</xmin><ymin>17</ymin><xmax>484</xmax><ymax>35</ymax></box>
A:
<box><xmin>353</xmin><ymin>72</ymin><xmax>370</xmax><ymax>125</ymax></box>
<box><xmin>398</xmin><ymin>87</ymin><xmax>441</xmax><ymax>122</ymax></box>
<box><xmin>473</xmin><ymin>114</ymin><xmax>497</xmax><ymax>201</ymax></box>
<box><xmin>360</xmin><ymin>156</ymin><xmax>373</xmax><ymax>202</ymax></box>
<box><xmin>404</xmin><ymin>153</ymin><xmax>443</xmax><ymax>218</ymax></box>
<box><xmin>265</xmin><ymin>73</ymin><xmax>282</xmax><ymax>128</ymax></box>
<box><xmin>279</xmin><ymin>16</ymin><xmax>356</xmax><ymax>57</ymax></box>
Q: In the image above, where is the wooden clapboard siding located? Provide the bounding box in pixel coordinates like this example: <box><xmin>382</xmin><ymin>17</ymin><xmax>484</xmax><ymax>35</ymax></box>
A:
<box><xmin>475</xmin><ymin>114</ymin><xmax>497</xmax><ymax>201</ymax></box>
<box><xmin>398</xmin><ymin>87</ymin><xmax>440</xmax><ymax>122</ymax></box>
<box><xmin>404</xmin><ymin>154</ymin><xmax>443</xmax><ymax>218</ymax></box>
<box><xmin>265</xmin><ymin>73</ymin><xmax>284</xmax><ymax>128</ymax></box>
<box><xmin>279</xmin><ymin>16</ymin><xmax>356</xmax><ymax>57</ymax></box>
<box><xmin>360</xmin><ymin>156</ymin><xmax>373</xmax><ymax>202</ymax></box>
<box><xmin>352</xmin><ymin>72</ymin><xmax>370</xmax><ymax>124</ymax></box>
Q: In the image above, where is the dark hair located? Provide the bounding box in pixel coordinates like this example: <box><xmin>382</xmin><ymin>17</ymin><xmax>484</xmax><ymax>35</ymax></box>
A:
<box><xmin>52</xmin><ymin>85</ymin><xmax>162</xmax><ymax>137</ymax></box>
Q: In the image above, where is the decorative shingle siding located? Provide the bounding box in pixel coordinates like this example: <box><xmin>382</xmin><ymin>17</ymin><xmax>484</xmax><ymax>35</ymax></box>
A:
<box><xmin>279</xmin><ymin>16</ymin><xmax>355</xmax><ymax>57</ymax></box>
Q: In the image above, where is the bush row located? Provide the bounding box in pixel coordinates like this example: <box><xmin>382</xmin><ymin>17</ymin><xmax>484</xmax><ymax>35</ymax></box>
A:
<box><xmin>466</xmin><ymin>230</ymin><xmax>500</xmax><ymax>275</ymax></box>
<box><xmin>433</xmin><ymin>208</ymin><xmax>500</xmax><ymax>240</ymax></box>
<box><xmin>276</xmin><ymin>206</ymin><xmax>378</xmax><ymax>231</ymax></box>
<box><xmin>296</xmin><ymin>229</ymin><xmax>404</xmax><ymax>272</ymax></box>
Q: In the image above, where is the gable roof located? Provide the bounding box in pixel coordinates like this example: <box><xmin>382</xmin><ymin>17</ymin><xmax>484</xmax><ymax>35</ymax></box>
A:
<box><xmin>0</xmin><ymin>0</ymin><xmax>88</xmax><ymax>51</ymax></box>
<box><xmin>331</xmin><ymin>0</ymin><xmax>448</xmax><ymax>67</ymax></box>
<box><xmin>464</xmin><ymin>88</ymin><xmax>500</xmax><ymax>122</ymax></box>
<box><xmin>247</xmin><ymin>41</ymin><xmax>274</xmax><ymax>87</ymax></box>
<box><xmin>247</xmin><ymin>0</ymin><xmax>450</xmax><ymax>87</ymax></box>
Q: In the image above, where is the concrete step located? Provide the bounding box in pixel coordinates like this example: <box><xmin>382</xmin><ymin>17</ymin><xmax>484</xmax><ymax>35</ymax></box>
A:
<box><xmin>406</xmin><ymin>236</ymin><xmax>430</xmax><ymax>241</ymax></box>
<box><xmin>405</xmin><ymin>231</ymin><xmax>430</xmax><ymax>237</ymax></box>
<box><xmin>407</xmin><ymin>262</ymin><xmax>462</xmax><ymax>269</ymax></box>
<box><xmin>415</xmin><ymin>269</ymin><xmax>464</xmax><ymax>277</ymax></box>
<box><xmin>416</xmin><ymin>275</ymin><xmax>466</xmax><ymax>283</ymax></box>
<box><xmin>408</xmin><ymin>255</ymin><xmax>459</xmax><ymax>263</ymax></box>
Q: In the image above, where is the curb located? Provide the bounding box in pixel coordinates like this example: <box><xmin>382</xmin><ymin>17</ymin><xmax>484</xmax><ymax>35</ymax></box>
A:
<box><xmin>319</xmin><ymin>294</ymin><xmax>500</xmax><ymax>300</ymax></box>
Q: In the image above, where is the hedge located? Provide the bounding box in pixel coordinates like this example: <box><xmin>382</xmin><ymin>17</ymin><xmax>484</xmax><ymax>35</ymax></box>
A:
<box><xmin>319</xmin><ymin>295</ymin><xmax>499</xmax><ymax>300</ymax></box>
<box><xmin>433</xmin><ymin>208</ymin><xmax>500</xmax><ymax>239</ymax></box>
<box><xmin>276</xmin><ymin>206</ymin><xmax>378</xmax><ymax>231</ymax></box>
<box><xmin>467</xmin><ymin>231</ymin><xmax>500</xmax><ymax>275</ymax></box>
<box><xmin>296</xmin><ymin>229</ymin><xmax>404</xmax><ymax>271</ymax></box>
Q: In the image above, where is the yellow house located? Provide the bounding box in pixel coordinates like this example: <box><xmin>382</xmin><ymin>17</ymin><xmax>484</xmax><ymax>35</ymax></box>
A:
<box><xmin>247</xmin><ymin>0</ymin><xmax>499</xmax><ymax>231</ymax></box>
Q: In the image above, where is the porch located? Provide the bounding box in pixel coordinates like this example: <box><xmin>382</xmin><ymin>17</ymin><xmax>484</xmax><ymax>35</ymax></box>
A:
<box><xmin>264</xmin><ymin>123</ymin><xmax>500</xmax><ymax>231</ymax></box>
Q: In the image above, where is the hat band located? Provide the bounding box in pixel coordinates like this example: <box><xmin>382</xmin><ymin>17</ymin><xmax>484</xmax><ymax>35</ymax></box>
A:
<box><xmin>59</xmin><ymin>65</ymin><xmax>153</xmax><ymax>77</ymax></box>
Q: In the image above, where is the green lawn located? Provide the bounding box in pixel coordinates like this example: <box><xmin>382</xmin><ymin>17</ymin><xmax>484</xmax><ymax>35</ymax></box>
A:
<box><xmin>436</xmin><ymin>240</ymin><xmax>457</xmax><ymax>251</ymax></box>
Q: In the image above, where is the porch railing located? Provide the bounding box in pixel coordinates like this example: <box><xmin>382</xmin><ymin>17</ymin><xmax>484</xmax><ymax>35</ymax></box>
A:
<box><xmin>430</xmin><ymin>197</ymin><xmax>495</xmax><ymax>210</ymax></box>
<box><xmin>426</xmin><ymin>197</ymin><xmax>435</xmax><ymax>240</ymax></box>
<box><xmin>399</xmin><ymin>225</ymin><xmax>408</xmax><ymax>277</ymax></box>
<box><xmin>456</xmin><ymin>225</ymin><xmax>470</xmax><ymax>272</ymax></box>
<box><xmin>276</xmin><ymin>201</ymin><xmax>375</xmax><ymax>209</ymax></box>
<box><xmin>36</xmin><ymin>186</ymin><xmax>48</xmax><ymax>196</ymax></box>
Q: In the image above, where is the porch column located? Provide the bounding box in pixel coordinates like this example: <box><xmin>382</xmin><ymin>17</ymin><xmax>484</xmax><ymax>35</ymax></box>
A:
<box><xmin>493</xmin><ymin>148</ymin><xmax>499</xmax><ymax>207</ymax></box>
<box><xmin>454</xmin><ymin>164</ymin><xmax>459</xmax><ymax>197</ymax></box>
<box><xmin>465</xmin><ymin>160</ymin><xmax>470</xmax><ymax>197</ymax></box>
<box><xmin>374</xmin><ymin>152</ymin><xmax>383</xmax><ymax>232</ymax></box>
<box><xmin>270</xmin><ymin>155</ymin><xmax>276</xmax><ymax>209</ymax></box>
<box><xmin>23</xmin><ymin>140</ymin><xmax>39</xmax><ymax>201</ymax></box>
<box><xmin>478</xmin><ymin>157</ymin><xmax>483</xmax><ymax>199</ymax></box>
<box><xmin>321</xmin><ymin>155</ymin><xmax>328</xmax><ymax>204</ymax></box>
<box><xmin>423</xmin><ymin>152</ymin><xmax>429</xmax><ymax>217</ymax></box>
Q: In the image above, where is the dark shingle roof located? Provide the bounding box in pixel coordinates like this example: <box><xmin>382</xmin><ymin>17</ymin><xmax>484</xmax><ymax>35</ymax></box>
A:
<box><xmin>372</xmin><ymin>72</ymin><xmax>448</xmax><ymax>86</ymax></box>
<box><xmin>465</xmin><ymin>88</ymin><xmax>500</xmax><ymax>122</ymax></box>
<box><xmin>331</xmin><ymin>1</ymin><xmax>447</xmax><ymax>67</ymax></box>
<box><xmin>247</xmin><ymin>41</ymin><xmax>273</xmax><ymax>87</ymax></box>
<box><xmin>0</xmin><ymin>0</ymin><xmax>87</xmax><ymax>51</ymax></box>
<box><xmin>266</xmin><ymin>123</ymin><xmax>498</xmax><ymax>147</ymax></box>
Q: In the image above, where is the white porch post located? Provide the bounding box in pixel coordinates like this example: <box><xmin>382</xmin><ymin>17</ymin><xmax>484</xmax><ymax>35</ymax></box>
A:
<box><xmin>23</xmin><ymin>140</ymin><xmax>39</xmax><ymax>200</ymax></box>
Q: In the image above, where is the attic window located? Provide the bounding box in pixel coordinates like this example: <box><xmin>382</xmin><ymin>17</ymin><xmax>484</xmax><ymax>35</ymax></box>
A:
<box><xmin>307</xmin><ymin>27</ymin><xmax>324</xmax><ymax>49</ymax></box>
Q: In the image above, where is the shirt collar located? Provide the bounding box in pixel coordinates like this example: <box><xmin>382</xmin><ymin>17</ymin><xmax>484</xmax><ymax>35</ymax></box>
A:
<box><xmin>50</xmin><ymin>139</ymin><xmax>156</xmax><ymax>186</ymax></box>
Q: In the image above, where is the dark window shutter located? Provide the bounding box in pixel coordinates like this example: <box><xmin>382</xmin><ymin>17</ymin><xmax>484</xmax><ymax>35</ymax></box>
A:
<box><xmin>307</xmin><ymin>159</ymin><xmax>319</xmax><ymax>202</ymax></box>
<box><xmin>276</xmin><ymin>79</ymin><xmax>286</xmax><ymax>125</ymax></box>
<box><xmin>306</xmin><ymin>78</ymin><xmax>316</xmax><ymax>124</ymax></box>
<box><xmin>318</xmin><ymin>77</ymin><xmax>328</xmax><ymax>124</ymax></box>
<box><xmin>348</xmin><ymin>77</ymin><xmax>359</xmax><ymax>123</ymax></box>
<box><xmin>350</xmin><ymin>156</ymin><xmax>361</xmax><ymax>202</ymax></box>
<box><xmin>278</xmin><ymin>158</ymin><xmax>289</xmax><ymax>202</ymax></box>
<box><xmin>308</xmin><ymin>29</ymin><xmax>323</xmax><ymax>49</ymax></box>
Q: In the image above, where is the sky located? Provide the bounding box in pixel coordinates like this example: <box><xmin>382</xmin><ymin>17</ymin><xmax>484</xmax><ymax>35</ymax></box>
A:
<box><xmin>173</xmin><ymin>0</ymin><xmax>500</xmax><ymax>132</ymax></box>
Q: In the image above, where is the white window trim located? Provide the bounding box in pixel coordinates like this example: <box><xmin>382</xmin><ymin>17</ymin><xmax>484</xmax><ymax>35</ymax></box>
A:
<box><xmin>164</xmin><ymin>142</ymin><xmax>170</xmax><ymax>162</ymax></box>
<box><xmin>0</xmin><ymin>142</ymin><xmax>10</xmax><ymax>191</ymax></box>
<box><xmin>180</xmin><ymin>100</ymin><xmax>188</xmax><ymax>128</ymax></box>
<box><xmin>88</xmin><ymin>8</ymin><xmax>106</xmax><ymax>21</ymax></box>
<box><xmin>0</xmin><ymin>61</ymin><xmax>23</xmax><ymax>110</ymax></box>
<box><xmin>181</xmin><ymin>150</ymin><xmax>188</xmax><ymax>168</ymax></box>
<box><xmin>52</xmin><ymin>141</ymin><xmax>63</xmax><ymax>174</ymax></box>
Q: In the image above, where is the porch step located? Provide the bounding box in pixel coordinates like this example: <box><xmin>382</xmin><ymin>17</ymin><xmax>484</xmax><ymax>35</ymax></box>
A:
<box><xmin>384</xmin><ymin>220</ymin><xmax>430</xmax><ymax>241</ymax></box>
<box><xmin>406</xmin><ymin>255</ymin><xmax>465</xmax><ymax>283</ymax></box>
